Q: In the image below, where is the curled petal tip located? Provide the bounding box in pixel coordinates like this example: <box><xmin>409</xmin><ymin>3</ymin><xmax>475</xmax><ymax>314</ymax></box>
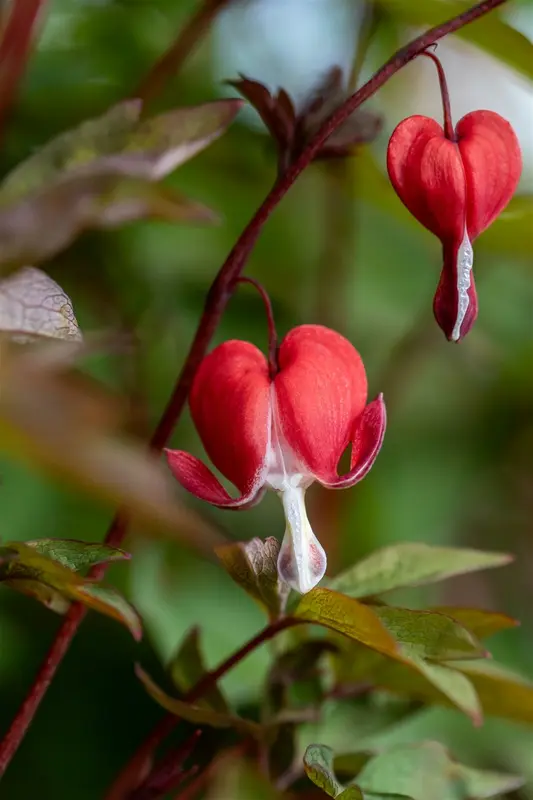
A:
<box><xmin>165</xmin><ymin>448</ymin><xmax>263</xmax><ymax>509</ymax></box>
<box><xmin>322</xmin><ymin>394</ymin><xmax>386</xmax><ymax>489</ymax></box>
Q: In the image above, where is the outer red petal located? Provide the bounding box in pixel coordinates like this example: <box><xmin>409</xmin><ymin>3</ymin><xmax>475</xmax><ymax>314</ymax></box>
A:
<box><xmin>165</xmin><ymin>450</ymin><xmax>265</xmax><ymax>509</ymax></box>
<box><xmin>387</xmin><ymin>114</ymin><xmax>466</xmax><ymax>243</ymax></box>
<box><xmin>274</xmin><ymin>325</ymin><xmax>367</xmax><ymax>482</ymax></box>
<box><xmin>319</xmin><ymin>394</ymin><xmax>386</xmax><ymax>489</ymax></box>
<box><xmin>457</xmin><ymin>110</ymin><xmax>522</xmax><ymax>240</ymax></box>
<box><xmin>189</xmin><ymin>340</ymin><xmax>271</xmax><ymax>495</ymax></box>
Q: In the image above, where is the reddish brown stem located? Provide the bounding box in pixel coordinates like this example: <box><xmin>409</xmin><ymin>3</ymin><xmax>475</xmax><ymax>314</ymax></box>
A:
<box><xmin>237</xmin><ymin>277</ymin><xmax>279</xmax><ymax>378</ymax></box>
<box><xmin>134</xmin><ymin>0</ymin><xmax>231</xmax><ymax>106</ymax></box>
<box><xmin>423</xmin><ymin>49</ymin><xmax>455</xmax><ymax>140</ymax></box>
<box><xmin>0</xmin><ymin>0</ymin><xmax>46</xmax><ymax>137</ymax></box>
<box><xmin>110</xmin><ymin>618</ymin><xmax>298</xmax><ymax>799</ymax></box>
<box><xmin>0</xmin><ymin>0</ymin><xmax>508</xmax><ymax>781</ymax></box>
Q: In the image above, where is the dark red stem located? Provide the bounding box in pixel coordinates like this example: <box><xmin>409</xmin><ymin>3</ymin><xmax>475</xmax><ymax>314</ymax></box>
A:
<box><xmin>134</xmin><ymin>0</ymin><xmax>231</xmax><ymax>106</ymax></box>
<box><xmin>0</xmin><ymin>0</ymin><xmax>508</xmax><ymax>781</ymax></box>
<box><xmin>109</xmin><ymin>618</ymin><xmax>298</xmax><ymax>799</ymax></box>
<box><xmin>0</xmin><ymin>0</ymin><xmax>46</xmax><ymax>138</ymax></box>
<box><xmin>237</xmin><ymin>277</ymin><xmax>279</xmax><ymax>378</ymax></box>
<box><xmin>422</xmin><ymin>49</ymin><xmax>455</xmax><ymax>140</ymax></box>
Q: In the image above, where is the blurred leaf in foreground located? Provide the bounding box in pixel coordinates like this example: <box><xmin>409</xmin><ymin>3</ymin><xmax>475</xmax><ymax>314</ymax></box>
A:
<box><xmin>169</xmin><ymin>627</ymin><xmax>229</xmax><ymax>714</ymax></box>
<box><xmin>0</xmin><ymin>267</ymin><xmax>81</xmax><ymax>343</ymax></box>
<box><xmin>0</xmin><ymin>99</ymin><xmax>242</xmax><ymax>275</ymax></box>
<box><xmin>0</xmin><ymin>541</ymin><xmax>141</xmax><ymax>639</ymax></box>
<box><xmin>0</xmin><ymin>340</ymin><xmax>223</xmax><ymax>552</ymax></box>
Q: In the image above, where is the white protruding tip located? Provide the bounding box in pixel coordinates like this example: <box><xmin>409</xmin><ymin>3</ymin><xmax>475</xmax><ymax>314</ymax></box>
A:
<box><xmin>276</xmin><ymin>486</ymin><xmax>327</xmax><ymax>594</ymax></box>
<box><xmin>451</xmin><ymin>228</ymin><xmax>474</xmax><ymax>342</ymax></box>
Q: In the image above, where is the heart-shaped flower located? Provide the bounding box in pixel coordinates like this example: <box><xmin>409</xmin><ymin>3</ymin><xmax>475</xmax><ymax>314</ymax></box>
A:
<box><xmin>387</xmin><ymin>102</ymin><xmax>521</xmax><ymax>341</ymax></box>
<box><xmin>166</xmin><ymin>324</ymin><xmax>386</xmax><ymax>594</ymax></box>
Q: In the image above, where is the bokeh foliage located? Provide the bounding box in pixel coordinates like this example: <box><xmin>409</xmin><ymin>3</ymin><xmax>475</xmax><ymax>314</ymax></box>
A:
<box><xmin>0</xmin><ymin>0</ymin><xmax>532</xmax><ymax>797</ymax></box>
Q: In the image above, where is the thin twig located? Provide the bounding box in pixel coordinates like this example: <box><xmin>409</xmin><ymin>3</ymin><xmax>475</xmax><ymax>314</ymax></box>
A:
<box><xmin>0</xmin><ymin>0</ymin><xmax>508</xmax><ymax>781</ymax></box>
<box><xmin>135</xmin><ymin>0</ymin><xmax>231</xmax><ymax>106</ymax></box>
<box><xmin>109</xmin><ymin>619</ymin><xmax>298</xmax><ymax>799</ymax></box>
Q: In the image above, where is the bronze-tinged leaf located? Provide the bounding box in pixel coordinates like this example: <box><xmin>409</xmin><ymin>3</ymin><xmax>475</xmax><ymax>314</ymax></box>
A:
<box><xmin>0</xmin><ymin>267</ymin><xmax>82</xmax><ymax>343</ymax></box>
<box><xmin>456</xmin><ymin>661</ymin><xmax>533</xmax><ymax>724</ymax></box>
<box><xmin>304</xmin><ymin>744</ymin><xmax>363</xmax><ymax>799</ymax></box>
<box><xmin>73</xmin><ymin>582</ymin><xmax>142</xmax><ymax>641</ymax></box>
<box><xmin>216</xmin><ymin>537</ymin><xmax>289</xmax><ymax>620</ymax></box>
<box><xmin>0</xmin><ymin>99</ymin><xmax>241</xmax><ymax>275</ymax></box>
<box><xmin>169</xmin><ymin>627</ymin><xmax>229</xmax><ymax>713</ymax></box>
<box><xmin>295</xmin><ymin>588</ymin><xmax>399</xmax><ymax>659</ymax></box>
<box><xmin>0</xmin><ymin>541</ymin><xmax>141</xmax><ymax>638</ymax></box>
<box><xmin>371</xmin><ymin>606</ymin><xmax>486</xmax><ymax>662</ymax></box>
<box><xmin>328</xmin><ymin>543</ymin><xmax>512</xmax><ymax>599</ymax></box>
<box><xmin>135</xmin><ymin>665</ymin><xmax>262</xmax><ymax>737</ymax></box>
<box><xmin>405</xmin><ymin>657</ymin><xmax>482</xmax><ymax>726</ymax></box>
<box><xmin>23</xmin><ymin>538</ymin><xmax>130</xmax><ymax>572</ymax></box>
<box><xmin>227</xmin><ymin>76</ymin><xmax>295</xmax><ymax>150</ymax></box>
<box><xmin>430</xmin><ymin>607</ymin><xmax>519</xmax><ymax>640</ymax></box>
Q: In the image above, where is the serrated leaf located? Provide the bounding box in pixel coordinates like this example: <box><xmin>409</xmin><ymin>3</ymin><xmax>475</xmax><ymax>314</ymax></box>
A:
<box><xmin>329</xmin><ymin>543</ymin><xmax>512</xmax><ymax>599</ymax></box>
<box><xmin>430</xmin><ymin>607</ymin><xmax>518</xmax><ymax>640</ymax></box>
<box><xmin>169</xmin><ymin>627</ymin><xmax>229</xmax><ymax>713</ymax></box>
<box><xmin>451</xmin><ymin>763</ymin><xmax>525</xmax><ymax>798</ymax></box>
<box><xmin>0</xmin><ymin>541</ymin><xmax>141</xmax><ymax>638</ymax></box>
<box><xmin>304</xmin><ymin>744</ymin><xmax>363</xmax><ymax>799</ymax></box>
<box><xmin>0</xmin><ymin>99</ymin><xmax>241</xmax><ymax>275</ymax></box>
<box><xmin>295</xmin><ymin>588</ymin><xmax>400</xmax><ymax>659</ymax></box>
<box><xmin>0</xmin><ymin>267</ymin><xmax>81</xmax><ymax>343</ymax></box>
<box><xmin>357</xmin><ymin>742</ymin><xmax>449</xmax><ymax>800</ymax></box>
<box><xmin>135</xmin><ymin>665</ymin><xmax>262</xmax><ymax>737</ymax></box>
<box><xmin>24</xmin><ymin>538</ymin><xmax>129</xmax><ymax>572</ymax></box>
<box><xmin>216</xmin><ymin>537</ymin><xmax>290</xmax><ymax>620</ymax></box>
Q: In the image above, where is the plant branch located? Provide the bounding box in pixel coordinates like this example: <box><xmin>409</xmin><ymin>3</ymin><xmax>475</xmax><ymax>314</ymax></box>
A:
<box><xmin>0</xmin><ymin>0</ymin><xmax>508</xmax><ymax>781</ymax></box>
<box><xmin>135</xmin><ymin>0</ymin><xmax>231</xmax><ymax>106</ymax></box>
<box><xmin>0</xmin><ymin>0</ymin><xmax>46</xmax><ymax>138</ymax></box>
<box><xmin>110</xmin><ymin>618</ymin><xmax>298</xmax><ymax>800</ymax></box>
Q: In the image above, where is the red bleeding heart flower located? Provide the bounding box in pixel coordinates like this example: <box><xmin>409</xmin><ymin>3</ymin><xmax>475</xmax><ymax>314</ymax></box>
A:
<box><xmin>387</xmin><ymin>52</ymin><xmax>522</xmax><ymax>341</ymax></box>
<box><xmin>166</xmin><ymin>324</ymin><xmax>386</xmax><ymax>594</ymax></box>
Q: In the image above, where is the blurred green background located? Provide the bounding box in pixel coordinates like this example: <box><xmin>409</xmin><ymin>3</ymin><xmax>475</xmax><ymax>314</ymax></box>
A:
<box><xmin>0</xmin><ymin>0</ymin><xmax>532</xmax><ymax>797</ymax></box>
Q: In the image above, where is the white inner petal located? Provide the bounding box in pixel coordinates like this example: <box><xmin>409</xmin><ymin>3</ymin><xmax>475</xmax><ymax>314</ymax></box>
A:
<box><xmin>265</xmin><ymin>387</ymin><xmax>325</xmax><ymax>594</ymax></box>
<box><xmin>277</xmin><ymin>485</ymin><xmax>327</xmax><ymax>594</ymax></box>
<box><xmin>451</xmin><ymin>228</ymin><xmax>474</xmax><ymax>342</ymax></box>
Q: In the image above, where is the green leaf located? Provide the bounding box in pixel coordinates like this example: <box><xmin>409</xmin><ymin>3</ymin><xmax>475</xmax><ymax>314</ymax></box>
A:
<box><xmin>207</xmin><ymin>759</ymin><xmax>282</xmax><ymax>800</ymax></box>
<box><xmin>456</xmin><ymin>661</ymin><xmax>533</xmax><ymax>724</ymax></box>
<box><xmin>0</xmin><ymin>99</ymin><xmax>241</xmax><ymax>275</ymax></box>
<box><xmin>135</xmin><ymin>665</ymin><xmax>262</xmax><ymax>737</ymax></box>
<box><xmin>24</xmin><ymin>538</ymin><xmax>129</xmax><ymax>572</ymax></box>
<box><xmin>169</xmin><ymin>627</ymin><xmax>229</xmax><ymax>713</ymax></box>
<box><xmin>304</xmin><ymin>744</ymin><xmax>363</xmax><ymax>799</ymax></box>
<box><xmin>295</xmin><ymin>588</ymin><xmax>400</xmax><ymax>660</ymax></box>
<box><xmin>357</xmin><ymin>742</ymin><xmax>449</xmax><ymax>800</ymax></box>
<box><xmin>334</xmin><ymin>753</ymin><xmax>375</xmax><ymax>782</ymax></box>
<box><xmin>407</xmin><ymin>658</ymin><xmax>482</xmax><ymax>725</ymax></box>
<box><xmin>378</xmin><ymin>0</ymin><xmax>533</xmax><ymax>81</ymax></box>
<box><xmin>451</xmin><ymin>763</ymin><xmax>525</xmax><ymax>798</ymax></box>
<box><xmin>216</xmin><ymin>537</ymin><xmax>290</xmax><ymax>620</ymax></box>
<box><xmin>430</xmin><ymin>607</ymin><xmax>518</xmax><ymax>640</ymax></box>
<box><xmin>328</xmin><ymin>543</ymin><xmax>512</xmax><ymax>599</ymax></box>
<box><xmin>0</xmin><ymin>541</ymin><xmax>141</xmax><ymax>639</ymax></box>
<box><xmin>0</xmin><ymin>267</ymin><xmax>82</xmax><ymax>343</ymax></box>
<box><xmin>371</xmin><ymin>607</ymin><xmax>486</xmax><ymax>661</ymax></box>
